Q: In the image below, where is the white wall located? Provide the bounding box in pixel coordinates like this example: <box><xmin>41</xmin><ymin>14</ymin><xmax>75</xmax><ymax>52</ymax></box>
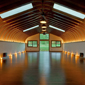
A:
<box><xmin>0</xmin><ymin>41</ymin><xmax>25</xmax><ymax>57</ymax></box>
<box><xmin>50</xmin><ymin>34</ymin><xmax>63</xmax><ymax>51</ymax></box>
<box><xmin>25</xmin><ymin>33</ymin><xmax>63</xmax><ymax>52</ymax></box>
<box><xmin>64</xmin><ymin>42</ymin><xmax>85</xmax><ymax>57</ymax></box>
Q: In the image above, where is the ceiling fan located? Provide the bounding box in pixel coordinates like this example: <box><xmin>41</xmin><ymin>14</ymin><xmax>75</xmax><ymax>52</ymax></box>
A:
<box><xmin>35</xmin><ymin>0</ymin><xmax>47</xmax><ymax>21</ymax></box>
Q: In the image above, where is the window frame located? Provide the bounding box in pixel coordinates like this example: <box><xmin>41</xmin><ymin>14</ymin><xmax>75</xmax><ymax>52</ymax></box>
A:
<box><xmin>27</xmin><ymin>40</ymin><xmax>38</xmax><ymax>47</ymax></box>
<box><xmin>51</xmin><ymin>40</ymin><xmax>61</xmax><ymax>48</ymax></box>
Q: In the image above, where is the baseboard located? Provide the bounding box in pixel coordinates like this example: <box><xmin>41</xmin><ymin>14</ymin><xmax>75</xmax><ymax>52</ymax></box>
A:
<box><xmin>26</xmin><ymin>51</ymin><xmax>39</xmax><ymax>52</ymax></box>
<box><xmin>49</xmin><ymin>51</ymin><xmax>62</xmax><ymax>52</ymax></box>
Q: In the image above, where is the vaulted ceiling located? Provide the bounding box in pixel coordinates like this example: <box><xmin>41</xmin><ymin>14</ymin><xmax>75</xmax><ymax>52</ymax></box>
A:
<box><xmin>0</xmin><ymin>0</ymin><xmax>85</xmax><ymax>43</ymax></box>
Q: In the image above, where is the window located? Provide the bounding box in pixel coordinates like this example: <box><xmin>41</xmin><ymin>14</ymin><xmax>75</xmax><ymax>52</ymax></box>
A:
<box><xmin>53</xmin><ymin>3</ymin><xmax>85</xmax><ymax>19</ymax></box>
<box><xmin>28</xmin><ymin>41</ymin><xmax>37</xmax><ymax>47</ymax></box>
<box><xmin>52</xmin><ymin>41</ymin><xmax>61</xmax><ymax>47</ymax></box>
<box><xmin>0</xmin><ymin>3</ymin><xmax>33</xmax><ymax>19</ymax></box>
<box><xmin>23</xmin><ymin>25</ymin><xmax>39</xmax><ymax>32</ymax></box>
<box><xmin>40</xmin><ymin>34</ymin><xmax>49</xmax><ymax>40</ymax></box>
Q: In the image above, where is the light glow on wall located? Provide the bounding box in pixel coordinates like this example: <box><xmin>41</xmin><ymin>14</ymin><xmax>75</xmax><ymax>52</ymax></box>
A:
<box><xmin>75</xmin><ymin>53</ymin><xmax>79</xmax><ymax>64</ymax></box>
<box><xmin>22</xmin><ymin>51</ymin><xmax>25</xmax><ymax>53</ymax></box>
<box><xmin>67</xmin><ymin>51</ymin><xmax>70</xmax><ymax>55</ymax></box>
<box><xmin>75</xmin><ymin>53</ymin><xmax>79</xmax><ymax>57</ymax></box>
<box><xmin>0</xmin><ymin>39</ymin><xmax>25</xmax><ymax>43</ymax></box>
<box><xmin>0</xmin><ymin>59</ymin><xmax>2</xmax><ymax>68</ymax></box>
<box><xmin>71</xmin><ymin>52</ymin><xmax>75</xmax><ymax>57</ymax></box>
<box><xmin>64</xmin><ymin>51</ymin><xmax>67</xmax><ymax>54</ymax></box>
<box><xmin>53</xmin><ymin>3</ymin><xmax>85</xmax><ymax>19</ymax></box>
<box><xmin>8</xmin><ymin>54</ymin><xmax>12</xmax><ymax>57</ymax></box>
<box><xmin>0</xmin><ymin>3</ymin><xmax>33</xmax><ymax>18</ymax></box>
<box><xmin>19</xmin><ymin>52</ymin><xmax>21</xmax><ymax>55</ymax></box>
<box><xmin>0</xmin><ymin>58</ymin><xmax>2</xmax><ymax>60</ymax></box>
<box><xmin>15</xmin><ymin>53</ymin><xmax>17</xmax><ymax>57</ymax></box>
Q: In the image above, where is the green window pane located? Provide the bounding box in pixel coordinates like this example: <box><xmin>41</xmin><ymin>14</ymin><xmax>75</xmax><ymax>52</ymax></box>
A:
<box><xmin>56</xmin><ymin>44</ymin><xmax>60</xmax><ymax>47</ymax></box>
<box><xmin>56</xmin><ymin>41</ymin><xmax>61</xmax><ymax>47</ymax></box>
<box><xmin>52</xmin><ymin>44</ymin><xmax>56</xmax><ymax>47</ymax></box>
<box><xmin>33</xmin><ymin>41</ymin><xmax>37</xmax><ymax>47</ymax></box>
<box><xmin>40</xmin><ymin>34</ymin><xmax>49</xmax><ymax>39</ymax></box>
<box><xmin>28</xmin><ymin>41</ymin><xmax>32</xmax><ymax>46</ymax></box>
<box><xmin>52</xmin><ymin>41</ymin><xmax>56</xmax><ymax>47</ymax></box>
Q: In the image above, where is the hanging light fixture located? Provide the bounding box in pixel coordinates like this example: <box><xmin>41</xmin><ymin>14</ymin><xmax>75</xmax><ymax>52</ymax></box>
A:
<box><xmin>41</xmin><ymin>24</ymin><xmax>47</xmax><ymax>28</ymax></box>
<box><xmin>40</xmin><ymin>20</ymin><xmax>47</xmax><ymax>24</ymax></box>
<box><xmin>42</xmin><ymin>28</ymin><xmax>46</xmax><ymax>31</ymax></box>
<box><xmin>42</xmin><ymin>26</ymin><xmax>47</xmax><ymax>28</ymax></box>
<box><xmin>43</xmin><ymin>32</ymin><xmax>46</xmax><ymax>35</ymax></box>
<box><xmin>40</xmin><ymin>17</ymin><xmax>47</xmax><ymax>24</ymax></box>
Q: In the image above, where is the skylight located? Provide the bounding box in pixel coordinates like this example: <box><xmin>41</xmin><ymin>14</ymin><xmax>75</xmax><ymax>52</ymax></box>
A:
<box><xmin>0</xmin><ymin>3</ymin><xmax>33</xmax><ymax>18</ymax></box>
<box><xmin>23</xmin><ymin>25</ymin><xmax>39</xmax><ymax>32</ymax></box>
<box><xmin>53</xmin><ymin>3</ymin><xmax>85</xmax><ymax>19</ymax></box>
<box><xmin>49</xmin><ymin>25</ymin><xmax>65</xmax><ymax>32</ymax></box>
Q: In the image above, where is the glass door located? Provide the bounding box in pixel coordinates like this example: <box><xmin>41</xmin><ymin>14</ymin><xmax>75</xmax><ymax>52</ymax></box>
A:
<box><xmin>40</xmin><ymin>41</ymin><xmax>49</xmax><ymax>51</ymax></box>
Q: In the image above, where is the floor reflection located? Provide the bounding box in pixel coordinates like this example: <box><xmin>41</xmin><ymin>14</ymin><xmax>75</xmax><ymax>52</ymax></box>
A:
<box><xmin>39</xmin><ymin>52</ymin><xmax>50</xmax><ymax>77</ymax></box>
<box><xmin>0</xmin><ymin>52</ymin><xmax>85</xmax><ymax>85</ymax></box>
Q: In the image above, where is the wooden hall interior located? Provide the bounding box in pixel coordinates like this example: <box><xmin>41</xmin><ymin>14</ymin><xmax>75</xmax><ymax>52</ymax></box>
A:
<box><xmin>0</xmin><ymin>0</ymin><xmax>85</xmax><ymax>85</ymax></box>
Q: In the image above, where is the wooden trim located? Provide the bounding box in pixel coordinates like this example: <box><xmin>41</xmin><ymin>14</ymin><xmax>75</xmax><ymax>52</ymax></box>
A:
<box><xmin>27</xmin><ymin>40</ymin><xmax>38</xmax><ymax>47</ymax></box>
<box><xmin>26</xmin><ymin>51</ymin><xmax>39</xmax><ymax>52</ymax></box>
<box><xmin>49</xmin><ymin>34</ymin><xmax>50</xmax><ymax>51</ymax></box>
<box><xmin>51</xmin><ymin>40</ymin><xmax>61</xmax><ymax>48</ymax></box>
<box><xmin>40</xmin><ymin>40</ymin><xmax>49</xmax><ymax>41</ymax></box>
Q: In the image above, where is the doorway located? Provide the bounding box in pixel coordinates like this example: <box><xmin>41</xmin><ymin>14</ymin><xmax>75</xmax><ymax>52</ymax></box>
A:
<box><xmin>40</xmin><ymin>41</ymin><xmax>49</xmax><ymax>51</ymax></box>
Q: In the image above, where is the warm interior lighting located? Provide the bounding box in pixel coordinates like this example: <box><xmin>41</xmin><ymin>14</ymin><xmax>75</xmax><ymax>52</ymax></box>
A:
<box><xmin>15</xmin><ymin>53</ymin><xmax>17</xmax><ymax>56</ymax></box>
<box><xmin>19</xmin><ymin>51</ymin><xmax>21</xmax><ymax>54</ymax></box>
<box><xmin>23</xmin><ymin>25</ymin><xmax>39</xmax><ymax>32</ymax></box>
<box><xmin>9</xmin><ymin>54</ymin><xmax>12</xmax><ymax>57</ymax></box>
<box><xmin>18</xmin><ymin>52</ymin><xmax>21</xmax><ymax>56</ymax></box>
<box><xmin>53</xmin><ymin>3</ymin><xmax>85</xmax><ymax>19</ymax></box>
<box><xmin>65</xmin><ymin>51</ymin><xmax>67</xmax><ymax>54</ymax></box>
<box><xmin>49</xmin><ymin>25</ymin><xmax>65</xmax><ymax>32</ymax></box>
<box><xmin>22</xmin><ymin>51</ymin><xmax>25</xmax><ymax>53</ymax></box>
<box><xmin>0</xmin><ymin>3</ymin><xmax>33</xmax><ymax>18</ymax></box>
<box><xmin>9</xmin><ymin>55</ymin><xmax>12</xmax><ymax>63</ymax></box>
<box><xmin>67</xmin><ymin>51</ymin><xmax>70</xmax><ymax>55</ymax></box>
<box><xmin>71</xmin><ymin>54</ymin><xmax>73</xmax><ymax>60</ymax></box>
<box><xmin>0</xmin><ymin>58</ymin><xmax>3</xmax><ymax>68</ymax></box>
<box><xmin>0</xmin><ymin>58</ymin><xmax>2</xmax><ymax>60</ymax></box>
<box><xmin>42</xmin><ymin>26</ymin><xmax>47</xmax><ymax>28</ymax></box>
<box><xmin>75</xmin><ymin>53</ymin><xmax>79</xmax><ymax>57</ymax></box>
<box><xmin>71</xmin><ymin>52</ymin><xmax>75</xmax><ymax>57</ymax></box>
<box><xmin>42</xmin><ymin>29</ymin><xmax>46</xmax><ymax>31</ymax></box>
<box><xmin>75</xmin><ymin>54</ymin><xmax>79</xmax><ymax>63</ymax></box>
<box><xmin>40</xmin><ymin>21</ymin><xmax>47</xmax><ymax>24</ymax></box>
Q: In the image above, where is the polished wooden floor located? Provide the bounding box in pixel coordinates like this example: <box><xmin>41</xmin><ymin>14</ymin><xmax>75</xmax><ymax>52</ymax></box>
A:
<box><xmin>0</xmin><ymin>51</ymin><xmax>85</xmax><ymax>85</ymax></box>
